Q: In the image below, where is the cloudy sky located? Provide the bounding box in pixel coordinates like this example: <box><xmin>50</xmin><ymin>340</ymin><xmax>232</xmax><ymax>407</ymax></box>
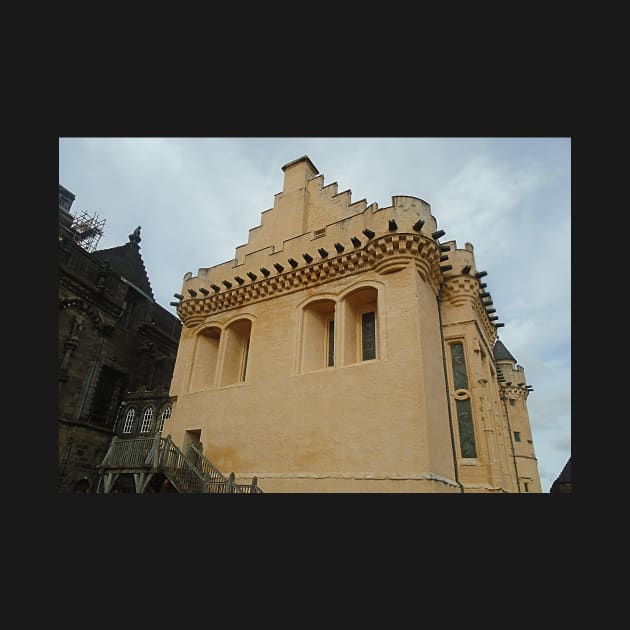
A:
<box><xmin>58</xmin><ymin>137</ymin><xmax>570</xmax><ymax>493</ymax></box>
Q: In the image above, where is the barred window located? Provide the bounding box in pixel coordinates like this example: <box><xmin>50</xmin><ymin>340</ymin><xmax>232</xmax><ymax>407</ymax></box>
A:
<box><xmin>157</xmin><ymin>405</ymin><xmax>171</xmax><ymax>432</ymax></box>
<box><xmin>122</xmin><ymin>408</ymin><xmax>135</xmax><ymax>434</ymax></box>
<box><xmin>140</xmin><ymin>407</ymin><xmax>154</xmax><ymax>433</ymax></box>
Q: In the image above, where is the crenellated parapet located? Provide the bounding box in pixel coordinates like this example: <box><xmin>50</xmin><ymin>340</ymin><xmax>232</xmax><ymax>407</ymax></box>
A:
<box><xmin>500</xmin><ymin>383</ymin><xmax>530</xmax><ymax>400</ymax></box>
<box><xmin>496</xmin><ymin>362</ymin><xmax>532</xmax><ymax>399</ymax></box>
<box><xmin>439</xmin><ymin>242</ymin><xmax>505</xmax><ymax>345</ymax></box>
<box><xmin>175</xmin><ymin>188</ymin><xmax>455</xmax><ymax>327</ymax></box>
<box><xmin>176</xmin><ymin>230</ymin><xmax>446</xmax><ymax>327</ymax></box>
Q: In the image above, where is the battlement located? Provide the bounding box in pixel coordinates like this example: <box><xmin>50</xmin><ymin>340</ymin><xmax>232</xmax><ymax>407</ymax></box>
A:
<box><xmin>185</xmin><ymin>191</ymin><xmax>439</xmax><ymax>286</ymax></box>
<box><xmin>175</xmin><ymin>158</ymin><xmax>504</xmax><ymax>341</ymax></box>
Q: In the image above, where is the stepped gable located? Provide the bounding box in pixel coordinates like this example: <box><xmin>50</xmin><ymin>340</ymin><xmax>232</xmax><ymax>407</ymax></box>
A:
<box><xmin>493</xmin><ymin>339</ymin><xmax>517</xmax><ymax>362</ymax></box>
<box><xmin>188</xmin><ymin>155</ymin><xmax>438</xmax><ymax>282</ymax></box>
<box><xmin>92</xmin><ymin>226</ymin><xmax>154</xmax><ymax>299</ymax></box>
<box><xmin>233</xmin><ymin>155</ymin><xmax>378</xmax><ymax>264</ymax></box>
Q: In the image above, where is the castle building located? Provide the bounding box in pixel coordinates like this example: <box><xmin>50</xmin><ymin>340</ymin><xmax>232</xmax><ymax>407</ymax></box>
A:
<box><xmin>58</xmin><ymin>185</ymin><xmax>182</xmax><ymax>493</ymax></box>
<box><xmin>164</xmin><ymin>156</ymin><xmax>542</xmax><ymax>493</ymax></box>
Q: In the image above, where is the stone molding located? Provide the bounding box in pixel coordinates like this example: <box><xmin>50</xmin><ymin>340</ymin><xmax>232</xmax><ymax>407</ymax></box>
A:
<box><xmin>177</xmin><ymin>232</ymin><xmax>444</xmax><ymax>327</ymax></box>
<box><xmin>442</xmin><ymin>275</ymin><xmax>498</xmax><ymax>344</ymax></box>
<box><xmin>234</xmin><ymin>471</ymin><xmax>461</xmax><ymax>487</ymax></box>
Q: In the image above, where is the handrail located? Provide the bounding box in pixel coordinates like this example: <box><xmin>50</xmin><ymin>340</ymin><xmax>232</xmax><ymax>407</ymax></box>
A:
<box><xmin>187</xmin><ymin>443</ymin><xmax>230</xmax><ymax>485</ymax></box>
<box><xmin>98</xmin><ymin>435</ymin><xmax>155</xmax><ymax>469</ymax></box>
<box><xmin>188</xmin><ymin>444</ymin><xmax>262</xmax><ymax>493</ymax></box>
<box><xmin>97</xmin><ymin>434</ymin><xmax>263</xmax><ymax>493</ymax></box>
<box><xmin>159</xmin><ymin>436</ymin><xmax>208</xmax><ymax>493</ymax></box>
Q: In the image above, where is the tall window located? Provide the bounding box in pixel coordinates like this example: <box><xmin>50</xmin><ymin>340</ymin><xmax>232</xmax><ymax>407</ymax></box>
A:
<box><xmin>140</xmin><ymin>407</ymin><xmax>154</xmax><ymax>433</ymax></box>
<box><xmin>514</xmin><ymin>431</ymin><xmax>521</xmax><ymax>442</ymax></box>
<box><xmin>190</xmin><ymin>327</ymin><xmax>221</xmax><ymax>392</ymax></box>
<box><xmin>327</xmin><ymin>319</ymin><xmax>335</xmax><ymax>367</ymax></box>
<box><xmin>343</xmin><ymin>287</ymin><xmax>378</xmax><ymax>366</ymax></box>
<box><xmin>91</xmin><ymin>365</ymin><xmax>125</xmax><ymax>426</ymax></box>
<box><xmin>157</xmin><ymin>405</ymin><xmax>171</xmax><ymax>432</ymax></box>
<box><xmin>220</xmin><ymin>319</ymin><xmax>252</xmax><ymax>386</ymax></box>
<box><xmin>302</xmin><ymin>299</ymin><xmax>336</xmax><ymax>372</ymax></box>
<box><xmin>449</xmin><ymin>342</ymin><xmax>477</xmax><ymax>458</ymax></box>
<box><xmin>361</xmin><ymin>311</ymin><xmax>376</xmax><ymax>361</ymax></box>
<box><xmin>122</xmin><ymin>408</ymin><xmax>135</xmax><ymax>434</ymax></box>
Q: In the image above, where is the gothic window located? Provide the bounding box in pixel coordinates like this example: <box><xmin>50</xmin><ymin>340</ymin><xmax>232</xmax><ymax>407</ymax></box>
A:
<box><xmin>140</xmin><ymin>407</ymin><xmax>154</xmax><ymax>433</ymax></box>
<box><xmin>455</xmin><ymin>398</ymin><xmax>477</xmax><ymax>458</ymax></box>
<box><xmin>91</xmin><ymin>365</ymin><xmax>125</xmax><ymax>426</ymax></box>
<box><xmin>157</xmin><ymin>405</ymin><xmax>172</xmax><ymax>432</ymax></box>
<box><xmin>449</xmin><ymin>342</ymin><xmax>469</xmax><ymax>390</ymax></box>
<box><xmin>449</xmin><ymin>342</ymin><xmax>477</xmax><ymax>458</ymax></box>
<box><xmin>122</xmin><ymin>408</ymin><xmax>136</xmax><ymax>434</ymax></box>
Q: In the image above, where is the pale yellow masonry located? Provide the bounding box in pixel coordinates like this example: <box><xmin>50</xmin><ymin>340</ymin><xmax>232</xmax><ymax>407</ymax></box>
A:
<box><xmin>165</xmin><ymin>156</ymin><xmax>542</xmax><ymax>492</ymax></box>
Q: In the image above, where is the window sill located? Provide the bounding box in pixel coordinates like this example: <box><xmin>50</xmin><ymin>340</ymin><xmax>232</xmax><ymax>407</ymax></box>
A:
<box><xmin>216</xmin><ymin>381</ymin><xmax>248</xmax><ymax>390</ymax></box>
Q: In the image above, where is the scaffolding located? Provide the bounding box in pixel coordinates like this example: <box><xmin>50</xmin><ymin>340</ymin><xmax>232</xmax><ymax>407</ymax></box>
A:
<box><xmin>70</xmin><ymin>209</ymin><xmax>106</xmax><ymax>253</ymax></box>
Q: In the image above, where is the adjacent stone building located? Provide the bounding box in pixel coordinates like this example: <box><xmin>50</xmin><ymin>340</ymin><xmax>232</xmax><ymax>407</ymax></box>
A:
<box><xmin>162</xmin><ymin>156</ymin><xmax>542</xmax><ymax>493</ymax></box>
<box><xmin>58</xmin><ymin>185</ymin><xmax>182</xmax><ymax>493</ymax></box>
<box><xmin>550</xmin><ymin>457</ymin><xmax>572</xmax><ymax>493</ymax></box>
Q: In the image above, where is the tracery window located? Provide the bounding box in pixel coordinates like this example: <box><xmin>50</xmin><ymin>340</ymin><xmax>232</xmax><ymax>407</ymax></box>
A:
<box><xmin>157</xmin><ymin>405</ymin><xmax>171</xmax><ymax>432</ymax></box>
<box><xmin>449</xmin><ymin>342</ymin><xmax>477</xmax><ymax>458</ymax></box>
<box><xmin>122</xmin><ymin>408</ymin><xmax>136</xmax><ymax>434</ymax></box>
<box><xmin>140</xmin><ymin>407</ymin><xmax>154</xmax><ymax>433</ymax></box>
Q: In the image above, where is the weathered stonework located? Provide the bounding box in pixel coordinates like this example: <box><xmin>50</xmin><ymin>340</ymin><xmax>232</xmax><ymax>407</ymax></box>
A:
<box><xmin>58</xmin><ymin>185</ymin><xmax>182</xmax><ymax>493</ymax></box>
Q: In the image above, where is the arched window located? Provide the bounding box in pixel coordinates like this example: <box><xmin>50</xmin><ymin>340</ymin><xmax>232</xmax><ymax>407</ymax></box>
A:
<box><xmin>122</xmin><ymin>407</ymin><xmax>136</xmax><ymax>434</ymax></box>
<box><xmin>157</xmin><ymin>405</ymin><xmax>172</xmax><ymax>432</ymax></box>
<box><xmin>301</xmin><ymin>299</ymin><xmax>336</xmax><ymax>373</ymax></box>
<box><xmin>190</xmin><ymin>326</ymin><xmax>221</xmax><ymax>392</ymax></box>
<box><xmin>220</xmin><ymin>319</ymin><xmax>252</xmax><ymax>386</ymax></box>
<box><xmin>343</xmin><ymin>287</ymin><xmax>378</xmax><ymax>365</ymax></box>
<box><xmin>140</xmin><ymin>407</ymin><xmax>154</xmax><ymax>433</ymax></box>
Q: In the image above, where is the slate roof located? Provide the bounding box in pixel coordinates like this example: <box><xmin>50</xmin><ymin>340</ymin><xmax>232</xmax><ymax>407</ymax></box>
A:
<box><xmin>92</xmin><ymin>238</ymin><xmax>154</xmax><ymax>299</ymax></box>
<box><xmin>550</xmin><ymin>457</ymin><xmax>572</xmax><ymax>493</ymax></box>
<box><xmin>554</xmin><ymin>457</ymin><xmax>572</xmax><ymax>484</ymax></box>
<box><xmin>493</xmin><ymin>339</ymin><xmax>517</xmax><ymax>362</ymax></box>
